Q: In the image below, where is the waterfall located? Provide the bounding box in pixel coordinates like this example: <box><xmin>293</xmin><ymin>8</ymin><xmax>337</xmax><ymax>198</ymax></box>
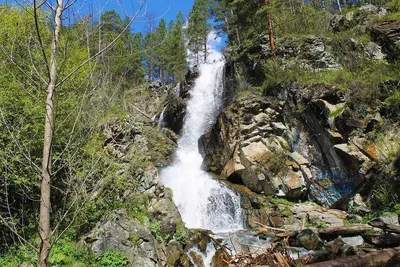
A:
<box><xmin>161</xmin><ymin>60</ymin><xmax>244</xmax><ymax>233</ymax></box>
<box><xmin>158</xmin><ymin>107</ymin><xmax>166</xmax><ymax>128</ymax></box>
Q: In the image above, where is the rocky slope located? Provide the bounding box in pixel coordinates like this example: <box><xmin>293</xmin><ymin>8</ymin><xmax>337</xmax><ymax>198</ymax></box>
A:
<box><xmin>195</xmin><ymin>6</ymin><xmax>400</xmax><ymax>259</ymax></box>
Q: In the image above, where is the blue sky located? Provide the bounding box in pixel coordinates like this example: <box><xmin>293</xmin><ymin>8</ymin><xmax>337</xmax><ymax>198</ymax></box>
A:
<box><xmin>1</xmin><ymin>0</ymin><xmax>194</xmax><ymax>32</ymax></box>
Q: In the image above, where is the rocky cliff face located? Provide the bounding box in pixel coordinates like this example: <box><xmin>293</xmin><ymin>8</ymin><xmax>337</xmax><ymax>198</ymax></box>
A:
<box><xmin>200</xmin><ymin>82</ymin><xmax>399</xmax><ymax>212</ymax></box>
<box><xmin>163</xmin><ymin>67</ymin><xmax>199</xmax><ymax>134</ymax></box>
<box><xmin>78</xmin><ymin>117</ymin><xmax>214</xmax><ymax>266</ymax></box>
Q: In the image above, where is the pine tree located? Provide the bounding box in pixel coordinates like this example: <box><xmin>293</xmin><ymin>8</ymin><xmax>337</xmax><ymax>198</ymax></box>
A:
<box><xmin>165</xmin><ymin>12</ymin><xmax>187</xmax><ymax>82</ymax></box>
<box><xmin>188</xmin><ymin>0</ymin><xmax>211</xmax><ymax>65</ymax></box>
<box><xmin>154</xmin><ymin>19</ymin><xmax>168</xmax><ymax>81</ymax></box>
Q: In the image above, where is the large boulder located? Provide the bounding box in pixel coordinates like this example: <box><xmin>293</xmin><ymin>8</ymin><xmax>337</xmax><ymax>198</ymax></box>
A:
<box><xmin>80</xmin><ymin>210</ymin><xmax>160</xmax><ymax>267</ymax></box>
<box><xmin>369</xmin><ymin>19</ymin><xmax>400</xmax><ymax>62</ymax></box>
<box><xmin>296</xmin><ymin>229</ymin><xmax>324</xmax><ymax>250</ymax></box>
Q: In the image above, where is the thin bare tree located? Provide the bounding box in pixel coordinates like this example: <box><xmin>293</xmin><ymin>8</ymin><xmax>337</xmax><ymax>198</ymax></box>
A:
<box><xmin>30</xmin><ymin>0</ymin><xmax>146</xmax><ymax>266</ymax></box>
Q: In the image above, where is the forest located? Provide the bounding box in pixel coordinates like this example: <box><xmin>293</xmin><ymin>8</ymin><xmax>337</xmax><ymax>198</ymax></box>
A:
<box><xmin>0</xmin><ymin>0</ymin><xmax>399</xmax><ymax>266</ymax></box>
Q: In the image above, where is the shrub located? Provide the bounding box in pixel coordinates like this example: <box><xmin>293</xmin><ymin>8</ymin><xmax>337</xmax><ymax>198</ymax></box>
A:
<box><xmin>94</xmin><ymin>251</ymin><xmax>129</xmax><ymax>267</ymax></box>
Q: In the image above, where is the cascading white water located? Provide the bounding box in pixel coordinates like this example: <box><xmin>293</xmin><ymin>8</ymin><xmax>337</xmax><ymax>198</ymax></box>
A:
<box><xmin>158</xmin><ymin>107</ymin><xmax>165</xmax><ymax>128</ymax></box>
<box><xmin>161</xmin><ymin>60</ymin><xmax>244</xmax><ymax>233</ymax></box>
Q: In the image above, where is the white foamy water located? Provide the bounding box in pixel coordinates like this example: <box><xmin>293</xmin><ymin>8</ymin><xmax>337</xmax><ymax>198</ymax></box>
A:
<box><xmin>161</xmin><ymin>60</ymin><xmax>244</xmax><ymax>233</ymax></box>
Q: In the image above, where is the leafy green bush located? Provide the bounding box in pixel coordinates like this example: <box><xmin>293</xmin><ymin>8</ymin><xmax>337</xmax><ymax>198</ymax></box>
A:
<box><xmin>174</xmin><ymin>222</ymin><xmax>187</xmax><ymax>246</ymax></box>
<box><xmin>94</xmin><ymin>251</ymin><xmax>129</xmax><ymax>267</ymax></box>
<box><xmin>0</xmin><ymin>239</ymin><xmax>91</xmax><ymax>267</ymax></box>
<box><xmin>387</xmin><ymin>0</ymin><xmax>400</xmax><ymax>11</ymax></box>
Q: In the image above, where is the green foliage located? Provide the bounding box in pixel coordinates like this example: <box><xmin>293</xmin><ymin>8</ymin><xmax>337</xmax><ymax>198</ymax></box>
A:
<box><xmin>269</xmin><ymin>196</ymin><xmax>295</xmax><ymax>206</ymax></box>
<box><xmin>143</xmin><ymin>13</ymin><xmax>187</xmax><ymax>82</ymax></box>
<box><xmin>0</xmin><ymin>239</ymin><xmax>91</xmax><ymax>267</ymax></box>
<box><xmin>329</xmin><ymin>106</ymin><xmax>345</xmax><ymax>118</ymax></box>
<box><xmin>129</xmin><ymin>233</ymin><xmax>141</xmax><ymax>245</ymax></box>
<box><xmin>149</xmin><ymin>220</ymin><xmax>162</xmax><ymax>242</ymax></box>
<box><xmin>188</xmin><ymin>0</ymin><xmax>211</xmax><ymax>64</ymax></box>
<box><xmin>279</xmin><ymin>206</ymin><xmax>293</xmax><ymax>217</ymax></box>
<box><xmin>174</xmin><ymin>222</ymin><xmax>188</xmax><ymax>246</ymax></box>
<box><xmin>297</xmin><ymin>103</ymin><xmax>305</xmax><ymax>113</ymax></box>
<box><xmin>94</xmin><ymin>251</ymin><xmax>130</xmax><ymax>267</ymax></box>
<box><xmin>130</xmin><ymin>204</ymin><xmax>148</xmax><ymax>223</ymax></box>
<box><xmin>387</xmin><ymin>0</ymin><xmax>400</xmax><ymax>11</ymax></box>
<box><xmin>385</xmin><ymin>90</ymin><xmax>400</xmax><ymax>116</ymax></box>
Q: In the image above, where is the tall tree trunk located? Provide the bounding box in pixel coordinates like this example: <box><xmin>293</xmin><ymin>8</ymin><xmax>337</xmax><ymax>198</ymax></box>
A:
<box><xmin>264</xmin><ymin>0</ymin><xmax>275</xmax><ymax>57</ymax></box>
<box><xmin>37</xmin><ymin>0</ymin><xmax>63</xmax><ymax>266</ymax></box>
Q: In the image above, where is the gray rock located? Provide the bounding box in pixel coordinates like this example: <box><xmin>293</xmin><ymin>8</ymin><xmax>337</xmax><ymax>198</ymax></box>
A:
<box><xmin>365</xmin><ymin>42</ymin><xmax>385</xmax><ymax>60</ymax></box>
<box><xmin>271</xmin><ymin>122</ymin><xmax>287</xmax><ymax>134</ymax></box>
<box><xmin>240</xmin><ymin>141</ymin><xmax>269</xmax><ymax>167</ymax></box>
<box><xmin>376</xmin><ymin>214</ymin><xmax>399</xmax><ymax>225</ymax></box>
<box><xmin>342</xmin><ymin>236</ymin><xmax>365</xmax><ymax>247</ymax></box>
<box><xmin>148</xmin><ymin>195</ymin><xmax>183</xmax><ymax>236</ymax></box>
<box><xmin>138</xmin><ymin>167</ymin><xmax>161</xmax><ymax>195</ymax></box>
<box><xmin>82</xmin><ymin>210</ymin><xmax>159</xmax><ymax>266</ymax></box>
<box><xmin>290</xmin><ymin>151</ymin><xmax>310</xmax><ymax>166</ymax></box>
<box><xmin>296</xmin><ymin>229</ymin><xmax>324</xmax><ymax>250</ymax></box>
<box><xmin>241</xmin><ymin>165</ymin><xmax>266</xmax><ymax>193</ymax></box>
<box><xmin>350</xmin><ymin>193</ymin><xmax>371</xmax><ymax>214</ymax></box>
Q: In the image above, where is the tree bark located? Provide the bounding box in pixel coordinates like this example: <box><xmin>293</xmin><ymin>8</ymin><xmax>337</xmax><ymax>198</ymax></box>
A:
<box><xmin>369</xmin><ymin>221</ymin><xmax>400</xmax><ymax>234</ymax></box>
<box><xmin>303</xmin><ymin>248</ymin><xmax>398</xmax><ymax>267</ymax></box>
<box><xmin>318</xmin><ymin>224</ymin><xmax>373</xmax><ymax>237</ymax></box>
<box><xmin>37</xmin><ymin>0</ymin><xmax>63</xmax><ymax>266</ymax></box>
<box><xmin>264</xmin><ymin>0</ymin><xmax>275</xmax><ymax>57</ymax></box>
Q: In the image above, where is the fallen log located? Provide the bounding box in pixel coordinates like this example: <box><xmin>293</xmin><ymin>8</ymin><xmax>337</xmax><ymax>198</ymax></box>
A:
<box><xmin>369</xmin><ymin>221</ymin><xmax>400</xmax><ymax>234</ymax></box>
<box><xmin>363</xmin><ymin>233</ymin><xmax>400</xmax><ymax>247</ymax></box>
<box><xmin>318</xmin><ymin>224</ymin><xmax>373</xmax><ymax>237</ymax></box>
<box><xmin>303</xmin><ymin>248</ymin><xmax>398</xmax><ymax>267</ymax></box>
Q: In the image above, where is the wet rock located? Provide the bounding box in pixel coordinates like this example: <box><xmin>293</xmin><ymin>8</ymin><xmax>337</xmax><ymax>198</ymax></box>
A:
<box><xmin>296</xmin><ymin>229</ymin><xmax>324</xmax><ymax>250</ymax></box>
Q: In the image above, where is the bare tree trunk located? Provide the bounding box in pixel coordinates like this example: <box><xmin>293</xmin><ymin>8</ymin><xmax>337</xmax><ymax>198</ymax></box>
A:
<box><xmin>37</xmin><ymin>0</ymin><xmax>63</xmax><ymax>266</ymax></box>
<box><xmin>264</xmin><ymin>0</ymin><xmax>275</xmax><ymax>57</ymax></box>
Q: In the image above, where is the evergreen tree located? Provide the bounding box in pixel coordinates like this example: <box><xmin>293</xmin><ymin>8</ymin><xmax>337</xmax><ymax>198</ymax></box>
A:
<box><xmin>165</xmin><ymin>12</ymin><xmax>188</xmax><ymax>82</ymax></box>
<box><xmin>188</xmin><ymin>0</ymin><xmax>211</xmax><ymax>64</ymax></box>
<box><xmin>154</xmin><ymin>19</ymin><xmax>168</xmax><ymax>81</ymax></box>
